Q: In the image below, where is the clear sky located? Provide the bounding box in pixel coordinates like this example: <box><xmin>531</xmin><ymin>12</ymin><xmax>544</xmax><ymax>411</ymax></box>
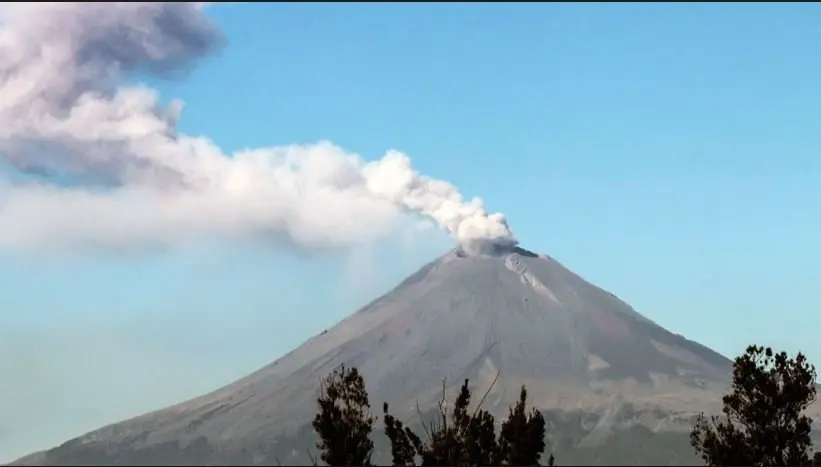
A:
<box><xmin>2</xmin><ymin>2</ymin><xmax>821</xmax><ymax>462</ymax></box>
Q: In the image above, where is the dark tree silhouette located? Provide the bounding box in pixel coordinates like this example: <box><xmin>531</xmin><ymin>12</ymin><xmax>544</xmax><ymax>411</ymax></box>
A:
<box><xmin>463</xmin><ymin>407</ymin><xmax>501</xmax><ymax>466</ymax></box>
<box><xmin>383</xmin><ymin>377</ymin><xmax>553</xmax><ymax>466</ymax></box>
<box><xmin>312</xmin><ymin>364</ymin><xmax>375</xmax><ymax>466</ymax></box>
<box><xmin>690</xmin><ymin>345</ymin><xmax>817</xmax><ymax>466</ymax></box>
<box><xmin>498</xmin><ymin>385</ymin><xmax>550</xmax><ymax>466</ymax></box>
<box><xmin>383</xmin><ymin>401</ymin><xmax>424</xmax><ymax>466</ymax></box>
<box><xmin>383</xmin><ymin>379</ymin><xmax>496</xmax><ymax>466</ymax></box>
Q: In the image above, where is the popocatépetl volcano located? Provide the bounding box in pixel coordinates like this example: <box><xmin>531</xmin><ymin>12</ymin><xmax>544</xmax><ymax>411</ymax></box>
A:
<box><xmin>13</xmin><ymin>245</ymin><xmax>737</xmax><ymax>466</ymax></box>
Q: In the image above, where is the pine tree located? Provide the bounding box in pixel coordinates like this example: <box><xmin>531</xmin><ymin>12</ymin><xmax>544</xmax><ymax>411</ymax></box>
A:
<box><xmin>498</xmin><ymin>385</ymin><xmax>548</xmax><ymax>466</ymax></box>
<box><xmin>383</xmin><ymin>376</ymin><xmax>554</xmax><ymax>466</ymax></box>
<box><xmin>383</xmin><ymin>402</ymin><xmax>423</xmax><ymax>466</ymax></box>
<box><xmin>384</xmin><ymin>378</ymin><xmax>498</xmax><ymax>466</ymax></box>
<box><xmin>690</xmin><ymin>345</ymin><xmax>817</xmax><ymax>466</ymax></box>
<box><xmin>312</xmin><ymin>364</ymin><xmax>375</xmax><ymax>466</ymax></box>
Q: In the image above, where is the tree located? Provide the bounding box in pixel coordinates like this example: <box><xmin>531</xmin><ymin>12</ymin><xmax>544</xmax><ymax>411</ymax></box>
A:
<box><xmin>498</xmin><ymin>385</ymin><xmax>550</xmax><ymax>466</ymax></box>
<box><xmin>383</xmin><ymin>378</ymin><xmax>498</xmax><ymax>466</ymax></box>
<box><xmin>383</xmin><ymin>401</ymin><xmax>423</xmax><ymax>466</ymax></box>
<box><xmin>690</xmin><ymin>345</ymin><xmax>817</xmax><ymax>466</ymax></box>
<box><xmin>312</xmin><ymin>364</ymin><xmax>376</xmax><ymax>466</ymax></box>
<box><xmin>462</xmin><ymin>407</ymin><xmax>501</xmax><ymax>466</ymax></box>
<box><xmin>383</xmin><ymin>376</ymin><xmax>553</xmax><ymax>466</ymax></box>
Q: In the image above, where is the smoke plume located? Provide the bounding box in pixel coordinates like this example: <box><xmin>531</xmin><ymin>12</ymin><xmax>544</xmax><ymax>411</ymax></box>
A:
<box><xmin>0</xmin><ymin>2</ymin><xmax>517</xmax><ymax>253</ymax></box>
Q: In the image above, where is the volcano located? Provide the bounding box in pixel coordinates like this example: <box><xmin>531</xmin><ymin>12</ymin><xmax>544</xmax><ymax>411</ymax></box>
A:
<box><xmin>13</xmin><ymin>246</ymin><xmax>737</xmax><ymax>466</ymax></box>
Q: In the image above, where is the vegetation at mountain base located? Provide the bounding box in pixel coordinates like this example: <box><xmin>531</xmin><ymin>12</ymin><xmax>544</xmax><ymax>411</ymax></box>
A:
<box><xmin>313</xmin><ymin>365</ymin><xmax>554</xmax><ymax>466</ymax></box>
<box><xmin>313</xmin><ymin>344</ymin><xmax>821</xmax><ymax>467</ymax></box>
<box><xmin>690</xmin><ymin>345</ymin><xmax>818</xmax><ymax>466</ymax></box>
<box><xmin>312</xmin><ymin>364</ymin><xmax>375</xmax><ymax>466</ymax></box>
<box><xmin>382</xmin><ymin>377</ymin><xmax>551</xmax><ymax>466</ymax></box>
<box><xmin>499</xmin><ymin>385</ymin><xmax>553</xmax><ymax>466</ymax></box>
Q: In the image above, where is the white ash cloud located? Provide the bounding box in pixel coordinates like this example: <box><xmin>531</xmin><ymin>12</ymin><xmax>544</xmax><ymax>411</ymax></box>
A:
<box><xmin>0</xmin><ymin>2</ymin><xmax>516</xmax><ymax>253</ymax></box>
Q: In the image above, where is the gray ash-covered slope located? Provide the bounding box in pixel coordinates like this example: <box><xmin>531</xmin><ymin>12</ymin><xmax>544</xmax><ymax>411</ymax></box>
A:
<box><xmin>15</xmin><ymin>245</ymin><xmax>734</xmax><ymax>466</ymax></box>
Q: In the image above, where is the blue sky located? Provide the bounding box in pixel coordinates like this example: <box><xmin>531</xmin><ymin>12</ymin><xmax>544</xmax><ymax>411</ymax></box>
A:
<box><xmin>3</xmin><ymin>2</ymin><xmax>821</xmax><ymax>462</ymax></box>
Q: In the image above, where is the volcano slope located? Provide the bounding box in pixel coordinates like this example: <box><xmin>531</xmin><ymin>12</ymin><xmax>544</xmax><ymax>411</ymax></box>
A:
<box><xmin>15</xmin><ymin>246</ymin><xmax>738</xmax><ymax>466</ymax></box>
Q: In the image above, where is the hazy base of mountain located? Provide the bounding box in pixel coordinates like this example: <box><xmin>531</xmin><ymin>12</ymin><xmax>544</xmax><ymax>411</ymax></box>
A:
<box><xmin>12</xmin><ymin>244</ymin><xmax>818</xmax><ymax>466</ymax></box>
<box><xmin>13</xmin><ymin>409</ymin><xmax>703</xmax><ymax>466</ymax></box>
<box><xmin>15</xmin><ymin>413</ymin><xmax>821</xmax><ymax>466</ymax></box>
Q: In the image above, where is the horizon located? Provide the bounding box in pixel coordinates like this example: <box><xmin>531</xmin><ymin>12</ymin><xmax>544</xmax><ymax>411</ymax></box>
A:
<box><xmin>3</xmin><ymin>2</ymin><xmax>821</xmax><ymax>463</ymax></box>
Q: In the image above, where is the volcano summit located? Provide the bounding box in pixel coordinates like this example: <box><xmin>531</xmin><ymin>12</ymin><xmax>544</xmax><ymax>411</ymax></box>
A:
<box><xmin>14</xmin><ymin>246</ymin><xmax>735</xmax><ymax>466</ymax></box>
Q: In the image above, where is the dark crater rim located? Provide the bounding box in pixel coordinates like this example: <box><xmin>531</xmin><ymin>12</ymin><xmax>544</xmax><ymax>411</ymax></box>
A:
<box><xmin>454</xmin><ymin>242</ymin><xmax>538</xmax><ymax>258</ymax></box>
